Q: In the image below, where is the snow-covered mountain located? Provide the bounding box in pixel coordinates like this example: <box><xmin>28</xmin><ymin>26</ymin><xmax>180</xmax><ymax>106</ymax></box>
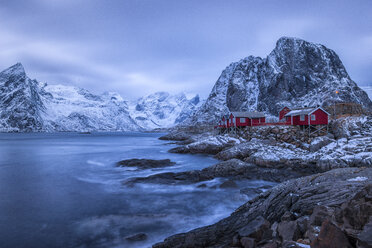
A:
<box><xmin>186</xmin><ymin>37</ymin><xmax>372</xmax><ymax>125</ymax></box>
<box><xmin>128</xmin><ymin>92</ymin><xmax>201</xmax><ymax>130</ymax></box>
<box><xmin>0</xmin><ymin>63</ymin><xmax>138</xmax><ymax>132</ymax></box>
<box><xmin>0</xmin><ymin>63</ymin><xmax>201</xmax><ymax>132</ymax></box>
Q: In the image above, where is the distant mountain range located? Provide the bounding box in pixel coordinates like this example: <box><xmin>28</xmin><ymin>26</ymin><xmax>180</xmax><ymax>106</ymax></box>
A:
<box><xmin>186</xmin><ymin>37</ymin><xmax>372</xmax><ymax>125</ymax></box>
<box><xmin>0</xmin><ymin>63</ymin><xmax>200</xmax><ymax>132</ymax></box>
<box><xmin>1</xmin><ymin>37</ymin><xmax>371</xmax><ymax>132</ymax></box>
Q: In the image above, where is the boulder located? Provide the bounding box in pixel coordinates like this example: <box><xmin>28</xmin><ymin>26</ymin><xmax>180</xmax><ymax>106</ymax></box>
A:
<box><xmin>116</xmin><ymin>159</ymin><xmax>175</xmax><ymax>169</ymax></box>
<box><xmin>277</xmin><ymin>220</ymin><xmax>301</xmax><ymax>242</ymax></box>
<box><xmin>311</xmin><ymin>220</ymin><xmax>352</xmax><ymax>248</ymax></box>
<box><xmin>309</xmin><ymin>136</ymin><xmax>334</xmax><ymax>152</ymax></box>
<box><xmin>219</xmin><ymin>180</ymin><xmax>238</xmax><ymax>189</ymax></box>
<box><xmin>125</xmin><ymin>233</ymin><xmax>147</xmax><ymax>242</ymax></box>
<box><xmin>357</xmin><ymin>217</ymin><xmax>372</xmax><ymax>248</ymax></box>
<box><xmin>240</xmin><ymin>237</ymin><xmax>255</xmax><ymax>248</ymax></box>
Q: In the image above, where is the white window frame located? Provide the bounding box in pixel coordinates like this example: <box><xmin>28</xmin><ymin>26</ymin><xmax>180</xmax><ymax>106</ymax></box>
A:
<box><xmin>240</xmin><ymin>118</ymin><xmax>245</xmax><ymax>123</ymax></box>
<box><xmin>311</xmin><ymin>114</ymin><xmax>316</xmax><ymax>121</ymax></box>
<box><xmin>300</xmin><ymin>115</ymin><xmax>305</xmax><ymax>121</ymax></box>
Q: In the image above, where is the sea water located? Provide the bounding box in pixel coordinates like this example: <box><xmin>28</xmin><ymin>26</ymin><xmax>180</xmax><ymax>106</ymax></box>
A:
<box><xmin>0</xmin><ymin>132</ymin><xmax>275</xmax><ymax>248</ymax></box>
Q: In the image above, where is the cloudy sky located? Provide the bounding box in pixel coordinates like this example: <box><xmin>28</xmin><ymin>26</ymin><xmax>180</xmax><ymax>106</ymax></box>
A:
<box><xmin>0</xmin><ymin>0</ymin><xmax>371</xmax><ymax>99</ymax></box>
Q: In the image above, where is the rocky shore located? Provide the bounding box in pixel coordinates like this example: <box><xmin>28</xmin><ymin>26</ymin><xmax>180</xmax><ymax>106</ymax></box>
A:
<box><xmin>153</xmin><ymin>167</ymin><xmax>372</xmax><ymax>248</ymax></box>
<box><xmin>123</xmin><ymin>116</ymin><xmax>372</xmax><ymax>247</ymax></box>
<box><xmin>146</xmin><ymin>116</ymin><xmax>372</xmax><ymax>247</ymax></box>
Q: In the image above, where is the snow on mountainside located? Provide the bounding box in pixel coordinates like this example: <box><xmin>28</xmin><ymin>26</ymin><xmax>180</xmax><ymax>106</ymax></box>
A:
<box><xmin>40</xmin><ymin>84</ymin><xmax>140</xmax><ymax>132</ymax></box>
<box><xmin>0</xmin><ymin>63</ymin><xmax>138</xmax><ymax>132</ymax></box>
<box><xmin>0</xmin><ymin>63</ymin><xmax>46</xmax><ymax>132</ymax></box>
<box><xmin>0</xmin><ymin>63</ymin><xmax>200</xmax><ymax>132</ymax></box>
<box><xmin>128</xmin><ymin>92</ymin><xmax>202</xmax><ymax>130</ymax></box>
<box><xmin>187</xmin><ymin>37</ymin><xmax>372</xmax><ymax>125</ymax></box>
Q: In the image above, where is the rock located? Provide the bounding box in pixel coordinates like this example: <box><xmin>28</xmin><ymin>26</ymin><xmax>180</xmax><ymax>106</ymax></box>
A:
<box><xmin>259</xmin><ymin>241</ymin><xmax>279</xmax><ymax>248</ymax></box>
<box><xmin>116</xmin><ymin>159</ymin><xmax>175</xmax><ymax>169</ymax></box>
<box><xmin>335</xmin><ymin>184</ymin><xmax>372</xmax><ymax>231</ymax></box>
<box><xmin>169</xmin><ymin>135</ymin><xmax>240</xmax><ymax>155</ymax></box>
<box><xmin>127</xmin><ymin>159</ymin><xmax>304</xmax><ymax>185</ymax></box>
<box><xmin>240</xmin><ymin>187</ymin><xmax>264</xmax><ymax>196</ymax></box>
<box><xmin>357</xmin><ymin>217</ymin><xmax>372</xmax><ymax>248</ymax></box>
<box><xmin>240</xmin><ymin>237</ymin><xmax>255</xmax><ymax>248</ymax></box>
<box><xmin>153</xmin><ymin>168</ymin><xmax>372</xmax><ymax>248</ymax></box>
<box><xmin>197</xmin><ymin>183</ymin><xmax>207</xmax><ymax>188</ymax></box>
<box><xmin>238</xmin><ymin>216</ymin><xmax>271</xmax><ymax>241</ymax></box>
<box><xmin>277</xmin><ymin>221</ymin><xmax>301</xmax><ymax>242</ymax></box>
<box><xmin>311</xmin><ymin>220</ymin><xmax>352</xmax><ymax>248</ymax></box>
<box><xmin>158</xmin><ymin>131</ymin><xmax>191</xmax><ymax>141</ymax></box>
<box><xmin>309</xmin><ymin>136</ymin><xmax>334</xmax><ymax>152</ymax></box>
<box><xmin>309</xmin><ymin>206</ymin><xmax>331</xmax><ymax>226</ymax></box>
<box><xmin>125</xmin><ymin>233</ymin><xmax>147</xmax><ymax>242</ymax></box>
<box><xmin>281</xmin><ymin>211</ymin><xmax>294</xmax><ymax>221</ymax></box>
<box><xmin>219</xmin><ymin>180</ymin><xmax>238</xmax><ymax>189</ymax></box>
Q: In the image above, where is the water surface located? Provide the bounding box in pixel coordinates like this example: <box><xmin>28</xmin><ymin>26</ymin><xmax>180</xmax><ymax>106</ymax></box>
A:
<box><xmin>0</xmin><ymin>132</ymin><xmax>274</xmax><ymax>247</ymax></box>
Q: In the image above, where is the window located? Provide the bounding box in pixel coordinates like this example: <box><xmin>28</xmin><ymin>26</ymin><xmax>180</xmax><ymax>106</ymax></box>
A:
<box><xmin>300</xmin><ymin>115</ymin><xmax>305</xmax><ymax>121</ymax></box>
<box><xmin>240</xmin><ymin>118</ymin><xmax>245</xmax><ymax>123</ymax></box>
<box><xmin>311</xmin><ymin>114</ymin><xmax>316</xmax><ymax>121</ymax></box>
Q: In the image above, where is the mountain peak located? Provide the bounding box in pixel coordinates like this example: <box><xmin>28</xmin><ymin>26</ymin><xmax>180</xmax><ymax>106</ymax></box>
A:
<box><xmin>1</xmin><ymin>62</ymin><xmax>26</xmax><ymax>77</ymax></box>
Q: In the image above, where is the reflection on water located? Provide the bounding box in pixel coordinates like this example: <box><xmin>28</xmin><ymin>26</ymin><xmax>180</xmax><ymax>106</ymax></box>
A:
<box><xmin>0</xmin><ymin>132</ymin><xmax>275</xmax><ymax>248</ymax></box>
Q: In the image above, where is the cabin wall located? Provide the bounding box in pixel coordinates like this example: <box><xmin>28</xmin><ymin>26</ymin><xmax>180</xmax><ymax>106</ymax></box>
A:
<box><xmin>279</xmin><ymin>107</ymin><xmax>290</xmax><ymax>120</ymax></box>
<box><xmin>310</xmin><ymin>109</ymin><xmax>328</xmax><ymax>125</ymax></box>
<box><xmin>293</xmin><ymin>115</ymin><xmax>309</xmax><ymax>125</ymax></box>
<box><xmin>236</xmin><ymin>117</ymin><xmax>250</xmax><ymax>127</ymax></box>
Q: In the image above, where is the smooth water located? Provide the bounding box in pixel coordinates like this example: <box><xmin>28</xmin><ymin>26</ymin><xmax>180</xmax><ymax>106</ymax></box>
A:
<box><xmin>0</xmin><ymin>132</ymin><xmax>275</xmax><ymax>248</ymax></box>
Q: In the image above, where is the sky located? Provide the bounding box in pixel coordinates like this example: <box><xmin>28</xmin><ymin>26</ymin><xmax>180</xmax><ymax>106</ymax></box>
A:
<box><xmin>0</xmin><ymin>0</ymin><xmax>371</xmax><ymax>100</ymax></box>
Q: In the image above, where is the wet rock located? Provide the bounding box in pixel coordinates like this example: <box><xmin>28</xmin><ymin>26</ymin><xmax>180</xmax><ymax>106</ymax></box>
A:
<box><xmin>116</xmin><ymin>159</ymin><xmax>175</xmax><ymax>169</ymax></box>
<box><xmin>125</xmin><ymin>233</ymin><xmax>147</xmax><ymax>242</ymax></box>
<box><xmin>219</xmin><ymin>180</ymin><xmax>238</xmax><ymax>189</ymax></box>
<box><xmin>311</xmin><ymin>220</ymin><xmax>352</xmax><ymax>248</ymax></box>
<box><xmin>153</xmin><ymin>168</ymin><xmax>372</xmax><ymax>248</ymax></box>
<box><xmin>127</xmin><ymin>159</ymin><xmax>304</xmax><ymax>185</ymax></box>
<box><xmin>240</xmin><ymin>187</ymin><xmax>264</xmax><ymax>196</ymax></box>
<box><xmin>197</xmin><ymin>183</ymin><xmax>207</xmax><ymax>188</ymax></box>
<box><xmin>158</xmin><ymin>132</ymin><xmax>191</xmax><ymax>141</ymax></box>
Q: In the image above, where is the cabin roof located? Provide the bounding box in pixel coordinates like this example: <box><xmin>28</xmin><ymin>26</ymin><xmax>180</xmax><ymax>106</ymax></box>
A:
<box><xmin>231</xmin><ymin>111</ymin><xmax>265</xmax><ymax>118</ymax></box>
<box><xmin>285</xmin><ymin>107</ymin><xmax>330</xmax><ymax>116</ymax></box>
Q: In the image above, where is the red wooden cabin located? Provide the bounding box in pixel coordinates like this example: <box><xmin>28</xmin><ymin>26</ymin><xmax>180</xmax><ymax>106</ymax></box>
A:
<box><xmin>229</xmin><ymin>111</ymin><xmax>266</xmax><ymax>127</ymax></box>
<box><xmin>219</xmin><ymin>115</ymin><xmax>230</xmax><ymax>128</ymax></box>
<box><xmin>284</xmin><ymin>107</ymin><xmax>330</xmax><ymax>126</ymax></box>
<box><xmin>279</xmin><ymin>107</ymin><xmax>291</xmax><ymax>120</ymax></box>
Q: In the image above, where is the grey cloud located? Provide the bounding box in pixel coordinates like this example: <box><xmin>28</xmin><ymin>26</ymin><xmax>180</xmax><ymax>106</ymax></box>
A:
<box><xmin>0</xmin><ymin>0</ymin><xmax>371</xmax><ymax>99</ymax></box>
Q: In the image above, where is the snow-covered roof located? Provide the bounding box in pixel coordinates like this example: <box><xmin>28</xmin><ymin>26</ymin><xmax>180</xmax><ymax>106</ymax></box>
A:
<box><xmin>285</xmin><ymin>107</ymin><xmax>330</xmax><ymax>116</ymax></box>
<box><xmin>230</xmin><ymin>111</ymin><xmax>265</xmax><ymax>118</ymax></box>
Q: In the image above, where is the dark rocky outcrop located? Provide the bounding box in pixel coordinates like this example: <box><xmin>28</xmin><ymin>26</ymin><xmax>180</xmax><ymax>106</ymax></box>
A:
<box><xmin>116</xmin><ymin>159</ymin><xmax>175</xmax><ymax>169</ymax></box>
<box><xmin>125</xmin><ymin>233</ymin><xmax>148</xmax><ymax>242</ymax></box>
<box><xmin>153</xmin><ymin>168</ymin><xmax>372</xmax><ymax>248</ymax></box>
<box><xmin>126</xmin><ymin>159</ymin><xmax>309</xmax><ymax>186</ymax></box>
